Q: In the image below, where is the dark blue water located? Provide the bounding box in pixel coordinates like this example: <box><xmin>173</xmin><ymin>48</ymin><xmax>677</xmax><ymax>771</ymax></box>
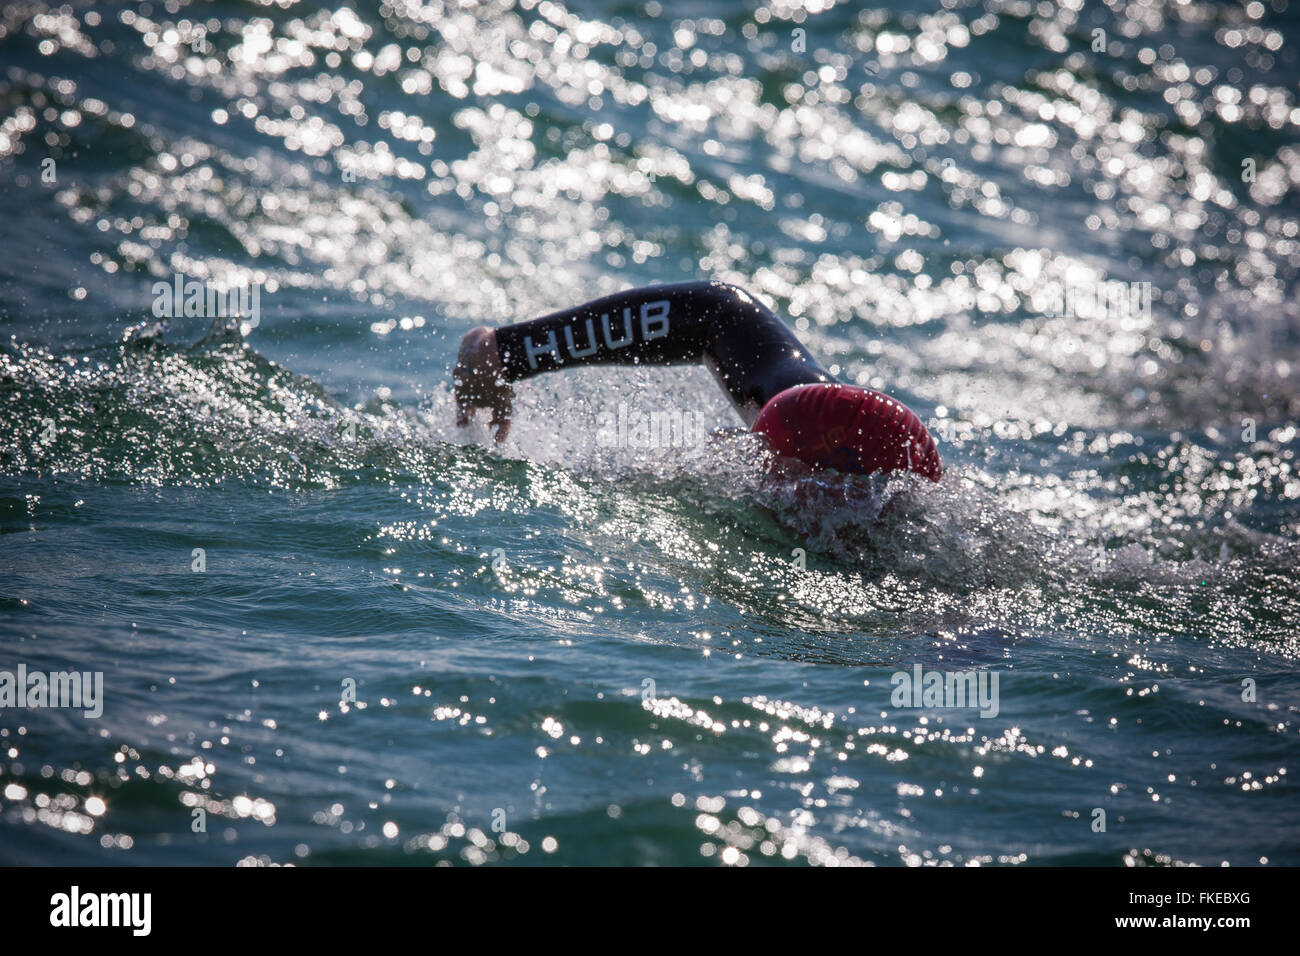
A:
<box><xmin>1</xmin><ymin>0</ymin><xmax>1298</xmax><ymax>866</ymax></box>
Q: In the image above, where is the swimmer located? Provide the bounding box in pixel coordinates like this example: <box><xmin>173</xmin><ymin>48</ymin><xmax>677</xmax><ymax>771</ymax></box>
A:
<box><xmin>452</xmin><ymin>280</ymin><xmax>941</xmax><ymax>481</ymax></box>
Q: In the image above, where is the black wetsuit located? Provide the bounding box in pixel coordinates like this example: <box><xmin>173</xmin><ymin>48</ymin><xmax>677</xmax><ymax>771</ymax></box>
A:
<box><xmin>494</xmin><ymin>281</ymin><xmax>834</xmax><ymax>423</ymax></box>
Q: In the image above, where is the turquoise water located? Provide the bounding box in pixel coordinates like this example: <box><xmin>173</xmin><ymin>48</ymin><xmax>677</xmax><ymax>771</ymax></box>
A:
<box><xmin>1</xmin><ymin>0</ymin><xmax>1298</xmax><ymax>866</ymax></box>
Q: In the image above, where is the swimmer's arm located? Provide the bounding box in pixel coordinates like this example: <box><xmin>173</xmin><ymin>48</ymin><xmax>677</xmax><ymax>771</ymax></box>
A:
<box><xmin>454</xmin><ymin>280</ymin><xmax>833</xmax><ymax>440</ymax></box>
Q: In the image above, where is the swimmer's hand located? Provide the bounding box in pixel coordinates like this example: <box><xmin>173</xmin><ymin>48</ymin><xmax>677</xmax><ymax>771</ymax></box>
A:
<box><xmin>453</xmin><ymin>326</ymin><xmax>514</xmax><ymax>442</ymax></box>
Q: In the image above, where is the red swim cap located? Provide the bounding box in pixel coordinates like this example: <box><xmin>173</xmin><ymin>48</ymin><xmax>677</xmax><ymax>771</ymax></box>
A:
<box><xmin>752</xmin><ymin>383</ymin><xmax>942</xmax><ymax>481</ymax></box>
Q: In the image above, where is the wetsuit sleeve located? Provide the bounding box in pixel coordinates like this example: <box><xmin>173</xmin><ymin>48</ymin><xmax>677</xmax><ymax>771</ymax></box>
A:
<box><xmin>493</xmin><ymin>280</ymin><xmax>835</xmax><ymax>414</ymax></box>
